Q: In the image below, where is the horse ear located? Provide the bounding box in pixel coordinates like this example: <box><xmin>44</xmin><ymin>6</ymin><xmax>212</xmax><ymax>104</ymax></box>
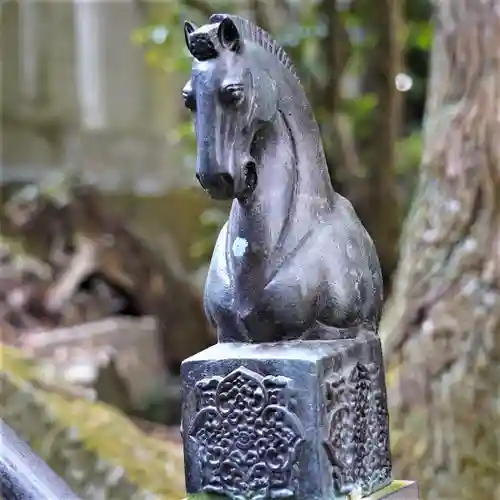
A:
<box><xmin>209</xmin><ymin>13</ymin><xmax>226</xmax><ymax>24</ymax></box>
<box><xmin>217</xmin><ymin>17</ymin><xmax>241</xmax><ymax>52</ymax></box>
<box><xmin>184</xmin><ymin>20</ymin><xmax>197</xmax><ymax>52</ymax></box>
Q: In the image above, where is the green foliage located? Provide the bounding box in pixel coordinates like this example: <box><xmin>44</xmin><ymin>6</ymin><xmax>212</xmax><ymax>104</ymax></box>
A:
<box><xmin>395</xmin><ymin>131</ymin><xmax>423</xmax><ymax>214</ymax></box>
<box><xmin>408</xmin><ymin>21</ymin><xmax>433</xmax><ymax>51</ymax></box>
<box><xmin>396</xmin><ymin>132</ymin><xmax>423</xmax><ymax>175</ymax></box>
<box><xmin>132</xmin><ymin>3</ymin><xmax>198</xmax><ymax>188</ymax></box>
<box><xmin>132</xmin><ymin>22</ymin><xmax>191</xmax><ymax>74</ymax></box>
<box><xmin>189</xmin><ymin>207</ymin><xmax>227</xmax><ymax>262</ymax></box>
<box><xmin>342</xmin><ymin>93</ymin><xmax>379</xmax><ymax>140</ymax></box>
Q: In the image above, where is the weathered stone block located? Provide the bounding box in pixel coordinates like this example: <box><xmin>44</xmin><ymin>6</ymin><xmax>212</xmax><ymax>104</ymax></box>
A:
<box><xmin>181</xmin><ymin>330</ymin><xmax>392</xmax><ymax>500</ymax></box>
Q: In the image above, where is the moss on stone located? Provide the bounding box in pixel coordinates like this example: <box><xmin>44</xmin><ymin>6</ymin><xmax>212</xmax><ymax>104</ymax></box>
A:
<box><xmin>365</xmin><ymin>480</ymin><xmax>413</xmax><ymax>499</ymax></box>
<box><xmin>0</xmin><ymin>344</ymin><xmax>186</xmax><ymax>499</ymax></box>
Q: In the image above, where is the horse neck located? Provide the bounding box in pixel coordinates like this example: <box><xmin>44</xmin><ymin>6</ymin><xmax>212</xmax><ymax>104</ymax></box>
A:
<box><xmin>228</xmin><ymin>75</ymin><xmax>334</xmax><ymax>270</ymax></box>
<box><xmin>278</xmin><ymin>84</ymin><xmax>333</xmax><ymax>202</ymax></box>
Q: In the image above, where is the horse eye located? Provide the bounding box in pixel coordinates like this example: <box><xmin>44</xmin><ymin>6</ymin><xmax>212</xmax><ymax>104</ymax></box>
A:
<box><xmin>220</xmin><ymin>84</ymin><xmax>244</xmax><ymax>106</ymax></box>
<box><xmin>183</xmin><ymin>91</ymin><xmax>197</xmax><ymax>112</ymax></box>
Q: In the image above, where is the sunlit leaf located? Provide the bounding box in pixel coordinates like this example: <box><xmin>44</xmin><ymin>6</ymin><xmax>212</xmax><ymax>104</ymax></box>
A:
<box><xmin>414</xmin><ymin>23</ymin><xmax>433</xmax><ymax>50</ymax></box>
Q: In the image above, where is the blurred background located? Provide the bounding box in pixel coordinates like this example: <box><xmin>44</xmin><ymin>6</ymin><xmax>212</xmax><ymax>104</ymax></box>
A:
<box><xmin>0</xmin><ymin>1</ymin><xmax>498</xmax><ymax>499</ymax></box>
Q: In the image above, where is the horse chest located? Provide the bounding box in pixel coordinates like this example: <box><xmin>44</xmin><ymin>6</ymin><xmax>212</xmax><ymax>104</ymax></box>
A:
<box><xmin>206</xmin><ymin>249</ymin><xmax>314</xmax><ymax>333</ymax></box>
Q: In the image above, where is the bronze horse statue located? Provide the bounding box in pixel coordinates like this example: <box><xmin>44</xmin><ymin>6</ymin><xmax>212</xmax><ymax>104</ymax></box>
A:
<box><xmin>182</xmin><ymin>14</ymin><xmax>383</xmax><ymax>343</ymax></box>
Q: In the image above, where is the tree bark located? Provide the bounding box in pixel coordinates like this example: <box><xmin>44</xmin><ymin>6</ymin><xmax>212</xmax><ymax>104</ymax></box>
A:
<box><xmin>382</xmin><ymin>1</ymin><xmax>500</xmax><ymax>498</ymax></box>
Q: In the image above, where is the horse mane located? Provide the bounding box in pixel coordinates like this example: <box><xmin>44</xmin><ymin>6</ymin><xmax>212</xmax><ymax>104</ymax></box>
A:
<box><xmin>209</xmin><ymin>13</ymin><xmax>300</xmax><ymax>81</ymax></box>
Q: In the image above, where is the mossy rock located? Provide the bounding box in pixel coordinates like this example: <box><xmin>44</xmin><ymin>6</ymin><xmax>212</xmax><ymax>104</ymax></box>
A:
<box><xmin>0</xmin><ymin>344</ymin><xmax>186</xmax><ymax>499</ymax></box>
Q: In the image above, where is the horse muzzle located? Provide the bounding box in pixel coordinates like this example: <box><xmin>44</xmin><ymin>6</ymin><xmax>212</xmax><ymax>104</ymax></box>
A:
<box><xmin>196</xmin><ymin>172</ymin><xmax>235</xmax><ymax>200</ymax></box>
<box><xmin>196</xmin><ymin>159</ymin><xmax>257</xmax><ymax>201</ymax></box>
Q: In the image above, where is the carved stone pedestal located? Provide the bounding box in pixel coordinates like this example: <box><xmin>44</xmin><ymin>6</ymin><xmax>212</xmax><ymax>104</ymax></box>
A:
<box><xmin>181</xmin><ymin>330</ymin><xmax>393</xmax><ymax>500</ymax></box>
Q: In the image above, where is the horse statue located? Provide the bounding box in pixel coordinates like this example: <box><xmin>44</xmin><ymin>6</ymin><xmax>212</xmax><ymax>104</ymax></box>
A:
<box><xmin>182</xmin><ymin>14</ymin><xmax>383</xmax><ymax>343</ymax></box>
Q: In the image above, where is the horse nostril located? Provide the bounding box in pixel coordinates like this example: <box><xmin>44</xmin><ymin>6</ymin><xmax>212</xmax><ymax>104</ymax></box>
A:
<box><xmin>219</xmin><ymin>174</ymin><xmax>234</xmax><ymax>189</ymax></box>
<box><xmin>244</xmin><ymin>161</ymin><xmax>257</xmax><ymax>190</ymax></box>
<box><xmin>244</xmin><ymin>161</ymin><xmax>256</xmax><ymax>176</ymax></box>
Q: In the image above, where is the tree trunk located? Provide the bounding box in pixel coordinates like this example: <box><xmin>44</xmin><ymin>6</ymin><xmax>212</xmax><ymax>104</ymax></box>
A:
<box><xmin>360</xmin><ymin>0</ymin><xmax>404</xmax><ymax>288</ymax></box>
<box><xmin>381</xmin><ymin>1</ymin><xmax>500</xmax><ymax>498</ymax></box>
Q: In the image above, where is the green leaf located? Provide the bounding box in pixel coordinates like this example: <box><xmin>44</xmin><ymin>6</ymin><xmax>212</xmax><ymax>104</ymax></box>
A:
<box><xmin>407</xmin><ymin>21</ymin><xmax>433</xmax><ymax>51</ymax></box>
<box><xmin>414</xmin><ymin>23</ymin><xmax>433</xmax><ymax>50</ymax></box>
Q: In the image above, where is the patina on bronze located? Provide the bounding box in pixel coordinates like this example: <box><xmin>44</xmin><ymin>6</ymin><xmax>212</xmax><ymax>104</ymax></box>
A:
<box><xmin>182</xmin><ymin>14</ymin><xmax>384</xmax><ymax>344</ymax></box>
<box><xmin>179</xmin><ymin>14</ymin><xmax>411</xmax><ymax>500</ymax></box>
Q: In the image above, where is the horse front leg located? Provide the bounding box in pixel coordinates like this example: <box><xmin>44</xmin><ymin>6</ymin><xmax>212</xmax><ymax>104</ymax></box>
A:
<box><xmin>203</xmin><ymin>271</ymin><xmax>252</xmax><ymax>343</ymax></box>
<box><xmin>215</xmin><ymin>309</ymin><xmax>253</xmax><ymax>343</ymax></box>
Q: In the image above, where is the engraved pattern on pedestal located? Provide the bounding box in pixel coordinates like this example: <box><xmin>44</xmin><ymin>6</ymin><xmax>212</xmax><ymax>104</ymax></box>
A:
<box><xmin>189</xmin><ymin>366</ymin><xmax>304</xmax><ymax>499</ymax></box>
<box><xmin>323</xmin><ymin>362</ymin><xmax>391</xmax><ymax>495</ymax></box>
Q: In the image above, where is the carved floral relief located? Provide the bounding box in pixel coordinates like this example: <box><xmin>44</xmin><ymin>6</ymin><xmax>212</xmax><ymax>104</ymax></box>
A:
<box><xmin>189</xmin><ymin>366</ymin><xmax>304</xmax><ymax>500</ymax></box>
<box><xmin>323</xmin><ymin>362</ymin><xmax>392</xmax><ymax>495</ymax></box>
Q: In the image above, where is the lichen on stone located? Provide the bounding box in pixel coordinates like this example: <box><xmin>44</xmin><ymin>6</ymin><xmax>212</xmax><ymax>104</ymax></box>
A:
<box><xmin>0</xmin><ymin>344</ymin><xmax>185</xmax><ymax>499</ymax></box>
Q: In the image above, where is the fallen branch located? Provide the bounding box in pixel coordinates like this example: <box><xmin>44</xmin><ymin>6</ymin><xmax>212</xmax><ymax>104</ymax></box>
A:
<box><xmin>44</xmin><ymin>236</ymin><xmax>98</xmax><ymax>313</ymax></box>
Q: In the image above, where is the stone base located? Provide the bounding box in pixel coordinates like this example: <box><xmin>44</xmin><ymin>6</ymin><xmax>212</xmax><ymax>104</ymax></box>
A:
<box><xmin>183</xmin><ymin>480</ymin><xmax>419</xmax><ymax>500</ymax></box>
<box><xmin>181</xmin><ymin>331</ymin><xmax>392</xmax><ymax>500</ymax></box>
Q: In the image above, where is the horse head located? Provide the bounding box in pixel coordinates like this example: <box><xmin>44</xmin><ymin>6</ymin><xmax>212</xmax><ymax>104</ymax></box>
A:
<box><xmin>182</xmin><ymin>15</ymin><xmax>280</xmax><ymax>201</ymax></box>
